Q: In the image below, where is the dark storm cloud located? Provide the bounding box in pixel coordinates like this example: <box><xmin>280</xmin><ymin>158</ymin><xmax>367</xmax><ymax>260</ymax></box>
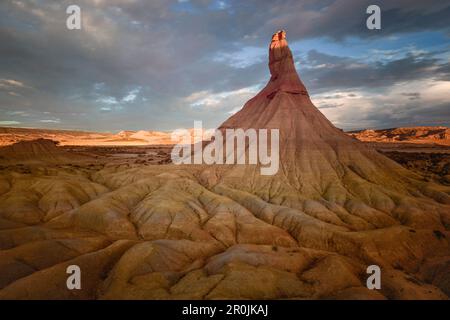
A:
<box><xmin>317</xmin><ymin>102</ymin><xmax>343</xmax><ymax>109</ymax></box>
<box><xmin>258</xmin><ymin>0</ymin><xmax>450</xmax><ymax>42</ymax></box>
<box><xmin>298</xmin><ymin>50</ymin><xmax>450</xmax><ymax>93</ymax></box>
<box><xmin>401</xmin><ymin>92</ymin><xmax>421</xmax><ymax>100</ymax></box>
<box><xmin>353</xmin><ymin>101</ymin><xmax>450</xmax><ymax>129</ymax></box>
<box><xmin>412</xmin><ymin>102</ymin><xmax>450</xmax><ymax>121</ymax></box>
<box><xmin>0</xmin><ymin>0</ymin><xmax>449</xmax><ymax>130</ymax></box>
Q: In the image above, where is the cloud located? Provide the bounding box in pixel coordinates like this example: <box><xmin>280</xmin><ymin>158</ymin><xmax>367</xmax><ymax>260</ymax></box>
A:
<box><xmin>96</xmin><ymin>97</ymin><xmax>119</xmax><ymax>105</ymax></box>
<box><xmin>39</xmin><ymin>119</ymin><xmax>61</xmax><ymax>123</ymax></box>
<box><xmin>298</xmin><ymin>49</ymin><xmax>450</xmax><ymax>93</ymax></box>
<box><xmin>0</xmin><ymin>79</ymin><xmax>26</xmax><ymax>88</ymax></box>
<box><xmin>213</xmin><ymin>46</ymin><xmax>266</xmax><ymax>68</ymax></box>
<box><xmin>258</xmin><ymin>0</ymin><xmax>450</xmax><ymax>41</ymax></box>
<box><xmin>122</xmin><ymin>87</ymin><xmax>141</xmax><ymax>102</ymax></box>
<box><xmin>0</xmin><ymin>0</ymin><xmax>449</xmax><ymax>131</ymax></box>
<box><xmin>313</xmin><ymin>79</ymin><xmax>450</xmax><ymax>130</ymax></box>
<box><xmin>0</xmin><ymin>120</ymin><xmax>21</xmax><ymax>125</ymax></box>
<box><xmin>401</xmin><ymin>92</ymin><xmax>421</xmax><ymax>100</ymax></box>
<box><xmin>185</xmin><ymin>85</ymin><xmax>260</xmax><ymax>108</ymax></box>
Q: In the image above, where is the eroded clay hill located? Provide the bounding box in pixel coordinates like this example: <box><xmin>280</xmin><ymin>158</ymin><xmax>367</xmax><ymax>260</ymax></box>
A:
<box><xmin>0</xmin><ymin>31</ymin><xmax>449</xmax><ymax>300</ymax></box>
<box><xmin>0</xmin><ymin>138</ymin><xmax>92</xmax><ymax>163</ymax></box>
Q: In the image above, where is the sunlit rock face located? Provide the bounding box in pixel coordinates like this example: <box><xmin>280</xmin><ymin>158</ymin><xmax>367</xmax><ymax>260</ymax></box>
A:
<box><xmin>267</xmin><ymin>30</ymin><xmax>309</xmax><ymax>96</ymax></box>
<box><xmin>0</xmin><ymin>31</ymin><xmax>449</xmax><ymax>300</ymax></box>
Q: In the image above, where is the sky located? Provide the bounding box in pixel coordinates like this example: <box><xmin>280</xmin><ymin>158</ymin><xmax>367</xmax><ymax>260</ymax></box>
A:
<box><xmin>0</xmin><ymin>0</ymin><xmax>449</xmax><ymax>132</ymax></box>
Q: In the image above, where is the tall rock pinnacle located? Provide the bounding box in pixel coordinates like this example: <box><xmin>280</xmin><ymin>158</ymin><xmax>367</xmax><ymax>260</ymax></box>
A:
<box><xmin>217</xmin><ymin>29</ymin><xmax>450</xmax><ymax>212</ymax></box>
<box><xmin>265</xmin><ymin>30</ymin><xmax>308</xmax><ymax>98</ymax></box>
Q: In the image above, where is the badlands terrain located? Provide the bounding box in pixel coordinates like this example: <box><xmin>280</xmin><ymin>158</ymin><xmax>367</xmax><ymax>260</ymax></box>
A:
<box><xmin>0</xmin><ymin>31</ymin><xmax>449</xmax><ymax>300</ymax></box>
<box><xmin>0</xmin><ymin>126</ymin><xmax>175</xmax><ymax>146</ymax></box>
<box><xmin>349</xmin><ymin>127</ymin><xmax>450</xmax><ymax>146</ymax></box>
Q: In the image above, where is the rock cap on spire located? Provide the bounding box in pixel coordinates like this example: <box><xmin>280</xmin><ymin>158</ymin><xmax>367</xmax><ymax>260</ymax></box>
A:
<box><xmin>265</xmin><ymin>30</ymin><xmax>308</xmax><ymax>98</ymax></box>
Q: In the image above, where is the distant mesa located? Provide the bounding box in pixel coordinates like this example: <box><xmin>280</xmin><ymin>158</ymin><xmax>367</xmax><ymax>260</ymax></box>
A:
<box><xmin>349</xmin><ymin>127</ymin><xmax>450</xmax><ymax>146</ymax></box>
